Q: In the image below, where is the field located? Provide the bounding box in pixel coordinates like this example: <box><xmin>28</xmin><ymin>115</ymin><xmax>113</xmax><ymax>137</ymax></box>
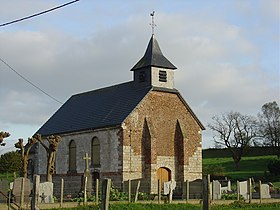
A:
<box><xmin>202</xmin><ymin>153</ymin><xmax>280</xmax><ymax>187</ymax></box>
<box><xmin>203</xmin><ymin>155</ymin><xmax>272</xmax><ymax>179</ymax></box>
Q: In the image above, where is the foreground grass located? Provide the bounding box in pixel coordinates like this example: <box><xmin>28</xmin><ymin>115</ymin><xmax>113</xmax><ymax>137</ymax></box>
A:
<box><xmin>51</xmin><ymin>202</ymin><xmax>280</xmax><ymax>210</ymax></box>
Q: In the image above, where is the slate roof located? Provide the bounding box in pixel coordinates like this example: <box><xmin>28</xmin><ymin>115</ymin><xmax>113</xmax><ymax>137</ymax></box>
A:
<box><xmin>131</xmin><ymin>35</ymin><xmax>177</xmax><ymax>71</ymax></box>
<box><xmin>37</xmin><ymin>82</ymin><xmax>152</xmax><ymax>136</ymax></box>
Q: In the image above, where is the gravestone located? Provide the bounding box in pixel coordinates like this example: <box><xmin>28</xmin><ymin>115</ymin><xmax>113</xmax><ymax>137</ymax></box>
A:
<box><xmin>239</xmin><ymin>181</ymin><xmax>248</xmax><ymax>199</ymax></box>
<box><xmin>212</xmin><ymin>180</ymin><xmax>221</xmax><ymax>200</ymax></box>
<box><xmin>83</xmin><ymin>153</ymin><xmax>92</xmax><ymax>196</ymax></box>
<box><xmin>189</xmin><ymin>179</ymin><xmax>203</xmax><ymax>199</ymax></box>
<box><xmin>12</xmin><ymin>177</ymin><xmax>32</xmax><ymax>203</ymax></box>
<box><xmin>0</xmin><ymin>180</ymin><xmax>9</xmax><ymax>202</ymax></box>
<box><xmin>39</xmin><ymin>182</ymin><xmax>54</xmax><ymax>203</ymax></box>
<box><xmin>221</xmin><ymin>180</ymin><xmax>231</xmax><ymax>193</ymax></box>
<box><xmin>261</xmin><ymin>184</ymin><xmax>271</xmax><ymax>199</ymax></box>
<box><xmin>163</xmin><ymin>181</ymin><xmax>176</xmax><ymax>195</ymax></box>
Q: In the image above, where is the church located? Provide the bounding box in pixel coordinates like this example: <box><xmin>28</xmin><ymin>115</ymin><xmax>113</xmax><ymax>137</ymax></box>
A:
<box><xmin>34</xmin><ymin>34</ymin><xmax>205</xmax><ymax>195</ymax></box>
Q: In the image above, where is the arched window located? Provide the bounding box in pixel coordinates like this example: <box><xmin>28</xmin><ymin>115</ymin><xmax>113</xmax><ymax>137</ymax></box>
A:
<box><xmin>69</xmin><ymin>140</ymin><xmax>77</xmax><ymax>172</ymax></box>
<box><xmin>91</xmin><ymin>137</ymin><xmax>100</xmax><ymax>167</ymax></box>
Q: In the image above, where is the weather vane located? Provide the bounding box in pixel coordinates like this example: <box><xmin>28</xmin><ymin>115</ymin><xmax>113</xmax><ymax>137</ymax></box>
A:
<box><xmin>150</xmin><ymin>11</ymin><xmax>156</xmax><ymax>35</ymax></box>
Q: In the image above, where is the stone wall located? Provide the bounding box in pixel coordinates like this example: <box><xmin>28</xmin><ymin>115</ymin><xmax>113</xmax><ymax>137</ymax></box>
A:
<box><xmin>35</xmin><ymin>127</ymin><xmax>122</xmax><ymax>180</ymax></box>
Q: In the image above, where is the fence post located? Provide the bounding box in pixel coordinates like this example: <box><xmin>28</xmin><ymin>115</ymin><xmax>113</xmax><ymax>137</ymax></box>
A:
<box><xmin>248</xmin><ymin>178</ymin><xmax>252</xmax><ymax>204</ymax></box>
<box><xmin>202</xmin><ymin>174</ymin><xmax>211</xmax><ymax>210</ymax></box>
<box><xmin>31</xmin><ymin>175</ymin><xmax>40</xmax><ymax>210</ymax></box>
<box><xmin>157</xmin><ymin>179</ymin><xmax>161</xmax><ymax>204</ymax></box>
<box><xmin>96</xmin><ymin>179</ymin><xmax>99</xmax><ymax>205</ymax></box>
<box><xmin>60</xmin><ymin>178</ymin><xmax>64</xmax><ymax>208</ymax></box>
<box><xmin>128</xmin><ymin>179</ymin><xmax>131</xmax><ymax>203</ymax></box>
<box><xmin>259</xmin><ymin>180</ymin><xmax>262</xmax><ymax>204</ymax></box>
<box><xmin>101</xmin><ymin>178</ymin><xmax>111</xmax><ymax>210</ymax></box>
<box><xmin>20</xmin><ymin>177</ymin><xmax>25</xmax><ymax>209</ymax></box>
<box><xmin>84</xmin><ymin>176</ymin><xmax>88</xmax><ymax>205</ymax></box>
<box><xmin>237</xmin><ymin>180</ymin><xmax>240</xmax><ymax>201</ymax></box>
<box><xmin>8</xmin><ymin>189</ymin><xmax>11</xmax><ymax>210</ymax></box>
<box><xmin>186</xmin><ymin>180</ymin><xmax>189</xmax><ymax>203</ymax></box>
<box><xmin>134</xmin><ymin>180</ymin><xmax>140</xmax><ymax>203</ymax></box>
<box><xmin>168</xmin><ymin>182</ymin><xmax>173</xmax><ymax>204</ymax></box>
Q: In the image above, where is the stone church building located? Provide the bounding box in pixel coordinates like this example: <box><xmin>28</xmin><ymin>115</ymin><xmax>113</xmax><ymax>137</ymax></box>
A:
<box><xmin>34</xmin><ymin>35</ymin><xmax>205</xmax><ymax>195</ymax></box>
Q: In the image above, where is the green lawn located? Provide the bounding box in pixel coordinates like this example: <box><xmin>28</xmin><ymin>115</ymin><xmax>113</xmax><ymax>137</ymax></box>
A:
<box><xmin>49</xmin><ymin>203</ymin><xmax>280</xmax><ymax>210</ymax></box>
<box><xmin>203</xmin><ymin>155</ymin><xmax>280</xmax><ymax>186</ymax></box>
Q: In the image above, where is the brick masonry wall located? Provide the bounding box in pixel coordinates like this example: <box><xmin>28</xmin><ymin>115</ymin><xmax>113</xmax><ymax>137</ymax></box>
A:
<box><xmin>122</xmin><ymin>90</ymin><xmax>203</xmax><ymax>192</ymax></box>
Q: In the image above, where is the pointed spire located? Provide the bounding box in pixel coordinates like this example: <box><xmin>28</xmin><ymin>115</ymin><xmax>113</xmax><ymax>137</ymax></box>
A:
<box><xmin>131</xmin><ymin>35</ymin><xmax>177</xmax><ymax>71</ymax></box>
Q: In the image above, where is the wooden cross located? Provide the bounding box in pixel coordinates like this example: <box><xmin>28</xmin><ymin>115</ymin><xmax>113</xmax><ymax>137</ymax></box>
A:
<box><xmin>83</xmin><ymin>153</ymin><xmax>91</xmax><ymax>171</ymax></box>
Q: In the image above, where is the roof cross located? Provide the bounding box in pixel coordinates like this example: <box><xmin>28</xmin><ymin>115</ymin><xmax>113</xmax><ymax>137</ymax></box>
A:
<box><xmin>150</xmin><ymin>11</ymin><xmax>157</xmax><ymax>35</ymax></box>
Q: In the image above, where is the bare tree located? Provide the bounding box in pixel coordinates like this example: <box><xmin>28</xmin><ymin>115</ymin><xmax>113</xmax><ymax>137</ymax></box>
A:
<box><xmin>208</xmin><ymin>112</ymin><xmax>257</xmax><ymax>170</ymax></box>
<box><xmin>258</xmin><ymin>101</ymin><xmax>280</xmax><ymax>158</ymax></box>
<box><xmin>34</xmin><ymin>134</ymin><xmax>62</xmax><ymax>182</ymax></box>
<box><xmin>0</xmin><ymin>131</ymin><xmax>10</xmax><ymax>146</ymax></box>
<box><xmin>15</xmin><ymin>137</ymin><xmax>38</xmax><ymax>178</ymax></box>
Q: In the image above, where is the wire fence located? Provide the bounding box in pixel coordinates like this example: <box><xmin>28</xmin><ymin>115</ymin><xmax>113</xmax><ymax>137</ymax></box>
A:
<box><xmin>0</xmin><ymin>176</ymin><xmax>279</xmax><ymax>205</ymax></box>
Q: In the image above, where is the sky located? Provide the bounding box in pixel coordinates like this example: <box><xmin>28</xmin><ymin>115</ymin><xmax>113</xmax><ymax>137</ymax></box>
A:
<box><xmin>0</xmin><ymin>0</ymin><xmax>279</xmax><ymax>154</ymax></box>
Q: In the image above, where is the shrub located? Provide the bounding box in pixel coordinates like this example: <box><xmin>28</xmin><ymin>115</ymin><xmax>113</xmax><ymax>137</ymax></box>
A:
<box><xmin>110</xmin><ymin>186</ymin><xmax>128</xmax><ymax>201</ymax></box>
<box><xmin>221</xmin><ymin>193</ymin><xmax>244</xmax><ymax>200</ymax></box>
<box><xmin>0</xmin><ymin>151</ymin><xmax>21</xmax><ymax>173</ymax></box>
<box><xmin>267</xmin><ymin>159</ymin><xmax>280</xmax><ymax>176</ymax></box>
<box><xmin>203</xmin><ymin>165</ymin><xmax>225</xmax><ymax>179</ymax></box>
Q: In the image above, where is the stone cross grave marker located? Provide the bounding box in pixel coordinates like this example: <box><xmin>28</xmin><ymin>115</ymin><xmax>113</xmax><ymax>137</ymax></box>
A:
<box><xmin>39</xmin><ymin>182</ymin><xmax>54</xmax><ymax>203</ymax></box>
<box><xmin>83</xmin><ymin>153</ymin><xmax>92</xmax><ymax>196</ymax></box>
<box><xmin>83</xmin><ymin>153</ymin><xmax>91</xmax><ymax>172</ymax></box>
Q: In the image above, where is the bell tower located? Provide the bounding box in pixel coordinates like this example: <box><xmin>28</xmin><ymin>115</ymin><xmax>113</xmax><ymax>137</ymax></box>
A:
<box><xmin>131</xmin><ymin>35</ymin><xmax>177</xmax><ymax>89</ymax></box>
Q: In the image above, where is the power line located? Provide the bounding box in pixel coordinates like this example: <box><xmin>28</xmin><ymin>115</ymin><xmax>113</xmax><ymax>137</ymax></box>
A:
<box><xmin>0</xmin><ymin>0</ymin><xmax>80</xmax><ymax>27</ymax></box>
<box><xmin>0</xmin><ymin>57</ymin><xmax>63</xmax><ymax>104</ymax></box>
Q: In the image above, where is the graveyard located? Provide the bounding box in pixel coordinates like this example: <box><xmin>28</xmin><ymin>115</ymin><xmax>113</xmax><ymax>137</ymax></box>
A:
<box><xmin>0</xmin><ymin>149</ymin><xmax>279</xmax><ymax>209</ymax></box>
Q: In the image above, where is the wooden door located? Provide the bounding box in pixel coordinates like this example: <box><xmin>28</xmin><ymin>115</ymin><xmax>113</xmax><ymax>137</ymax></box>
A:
<box><xmin>157</xmin><ymin>167</ymin><xmax>171</xmax><ymax>191</ymax></box>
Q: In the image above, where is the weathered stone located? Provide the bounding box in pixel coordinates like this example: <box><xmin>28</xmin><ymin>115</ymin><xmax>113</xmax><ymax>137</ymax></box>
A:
<box><xmin>261</xmin><ymin>184</ymin><xmax>271</xmax><ymax>199</ymax></box>
<box><xmin>0</xmin><ymin>180</ymin><xmax>8</xmax><ymax>202</ymax></box>
<box><xmin>39</xmin><ymin>182</ymin><xmax>54</xmax><ymax>203</ymax></box>
<box><xmin>212</xmin><ymin>180</ymin><xmax>221</xmax><ymax>200</ymax></box>
<box><xmin>12</xmin><ymin>177</ymin><xmax>32</xmax><ymax>203</ymax></box>
<box><xmin>189</xmin><ymin>179</ymin><xmax>203</xmax><ymax>199</ymax></box>
<box><xmin>239</xmin><ymin>181</ymin><xmax>248</xmax><ymax>200</ymax></box>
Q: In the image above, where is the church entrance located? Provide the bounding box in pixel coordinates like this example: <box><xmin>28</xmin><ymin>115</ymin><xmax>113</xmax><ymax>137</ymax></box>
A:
<box><xmin>157</xmin><ymin>167</ymin><xmax>171</xmax><ymax>191</ymax></box>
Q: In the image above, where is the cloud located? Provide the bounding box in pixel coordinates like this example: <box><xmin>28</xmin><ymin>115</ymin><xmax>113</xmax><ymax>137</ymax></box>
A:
<box><xmin>0</xmin><ymin>1</ymin><xmax>279</xmax><ymax>149</ymax></box>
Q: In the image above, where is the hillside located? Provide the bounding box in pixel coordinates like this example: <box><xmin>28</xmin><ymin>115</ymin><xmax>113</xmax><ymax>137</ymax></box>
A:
<box><xmin>202</xmin><ymin>147</ymin><xmax>280</xmax><ymax>187</ymax></box>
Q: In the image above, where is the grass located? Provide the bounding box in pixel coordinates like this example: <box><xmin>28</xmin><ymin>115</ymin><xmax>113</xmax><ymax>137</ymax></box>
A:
<box><xmin>203</xmin><ymin>155</ymin><xmax>275</xmax><ymax>180</ymax></box>
<box><xmin>49</xmin><ymin>203</ymin><xmax>280</xmax><ymax>210</ymax></box>
<box><xmin>0</xmin><ymin>172</ymin><xmax>17</xmax><ymax>182</ymax></box>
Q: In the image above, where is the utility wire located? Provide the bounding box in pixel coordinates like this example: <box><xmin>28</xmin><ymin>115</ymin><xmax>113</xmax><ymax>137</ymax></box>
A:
<box><xmin>0</xmin><ymin>0</ymin><xmax>80</xmax><ymax>27</ymax></box>
<box><xmin>0</xmin><ymin>57</ymin><xmax>63</xmax><ymax>104</ymax></box>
